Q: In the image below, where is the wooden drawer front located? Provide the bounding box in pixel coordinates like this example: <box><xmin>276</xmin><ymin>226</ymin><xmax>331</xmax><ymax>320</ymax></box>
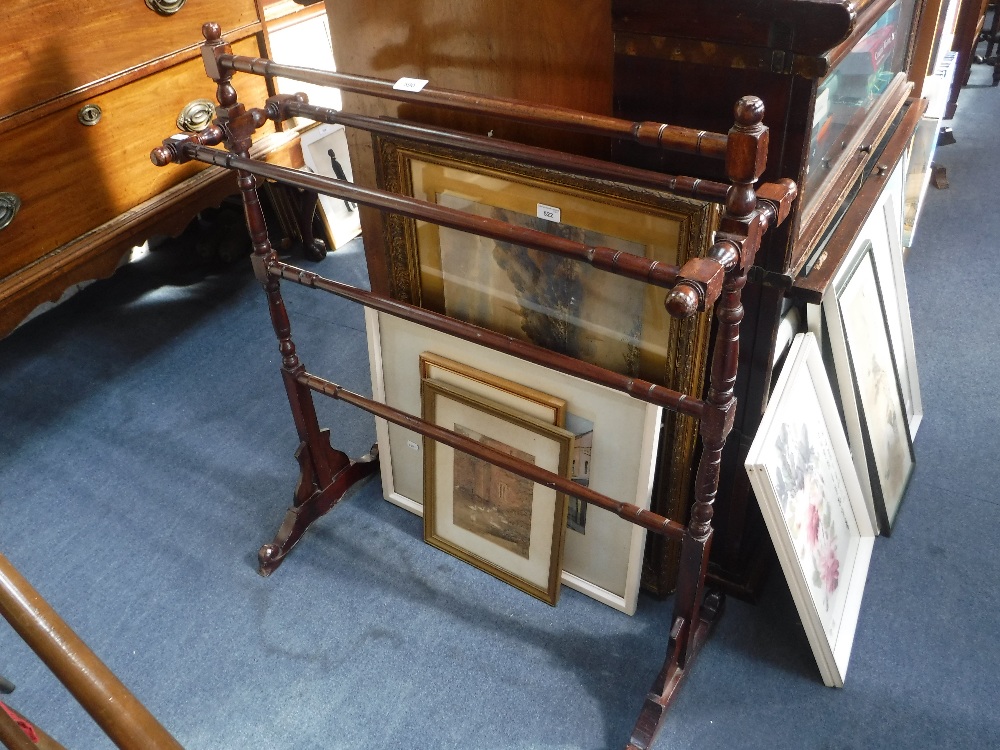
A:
<box><xmin>0</xmin><ymin>36</ymin><xmax>269</xmax><ymax>281</ymax></box>
<box><xmin>1</xmin><ymin>0</ymin><xmax>259</xmax><ymax>118</ymax></box>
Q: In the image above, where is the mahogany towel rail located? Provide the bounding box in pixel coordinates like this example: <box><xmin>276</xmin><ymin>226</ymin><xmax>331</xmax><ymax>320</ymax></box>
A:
<box><xmin>150</xmin><ymin>23</ymin><xmax>796</xmax><ymax>749</ymax></box>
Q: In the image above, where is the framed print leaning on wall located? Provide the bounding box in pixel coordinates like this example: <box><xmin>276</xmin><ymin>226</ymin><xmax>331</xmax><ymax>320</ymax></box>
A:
<box><xmin>421</xmin><ymin>378</ymin><xmax>573</xmax><ymax>606</ymax></box>
<box><xmin>372</xmin><ymin>134</ymin><xmax>718</xmax><ymax>387</ymax></box>
<box><xmin>373</xmin><ymin>134</ymin><xmax>718</xmax><ymax>590</ymax></box>
<box><xmin>745</xmin><ymin>333</ymin><xmax>876</xmax><ymax>688</ymax></box>
<box><xmin>365</xmin><ymin>309</ymin><xmax>662</xmax><ymax>615</ymax></box>
<box><xmin>823</xmin><ymin>241</ymin><xmax>915</xmax><ymax>533</ymax></box>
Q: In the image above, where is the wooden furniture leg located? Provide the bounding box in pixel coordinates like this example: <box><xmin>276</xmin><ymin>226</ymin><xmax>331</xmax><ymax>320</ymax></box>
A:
<box><xmin>627</xmin><ymin>97</ymin><xmax>772</xmax><ymax>750</ymax></box>
<box><xmin>196</xmin><ymin>23</ymin><xmax>379</xmax><ymax>576</ymax></box>
<box><xmin>241</xmin><ymin>133</ymin><xmax>378</xmax><ymax>577</ymax></box>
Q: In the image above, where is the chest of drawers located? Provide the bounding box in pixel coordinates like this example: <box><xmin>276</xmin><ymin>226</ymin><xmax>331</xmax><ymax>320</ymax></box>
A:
<box><xmin>0</xmin><ymin>1</ymin><xmax>275</xmax><ymax>338</ymax></box>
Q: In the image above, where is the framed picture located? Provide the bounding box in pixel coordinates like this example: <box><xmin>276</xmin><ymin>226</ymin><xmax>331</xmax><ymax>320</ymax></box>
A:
<box><xmin>875</xmin><ymin>190</ymin><xmax>923</xmax><ymax>436</ymax></box>
<box><xmin>300</xmin><ymin>123</ymin><xmax>363</xmax><ymax>250</ymax></box>
<box><xmin>745</xmin><ymin>333</ymin><xmax>876</xmax><ymax>688</ymax></box>
<box><xmin>823</xmin><ymin>241</ymin><xmax>915</xmax><ymax>533</ymax></box>
<box><xmin>366</xmin><ymin>309</ymin><xmax>662</xmax><ymax>615</ymax></box>
<box><xmin>422</xmin><ymin>378</ymin><xmax>573</xmax><ymax>606</ymax></box>
<box><xmin>807</xmin><ymin>159</ymin><xmax>922</xmax><ymax>436</ymax></box>
<box><xmin>373</xmin><ymin>134</ymin><xmax>717</xmax><ymax>576</ymax></box>
<box><xmin>419</xmin><ymin>352</ymin><xmax>567</xmax><ymax>426</ymax></box>
<box><xmin>421</xmin><ymin>352</ymin><xmax>593</xmax><ymax>539</ymax></box>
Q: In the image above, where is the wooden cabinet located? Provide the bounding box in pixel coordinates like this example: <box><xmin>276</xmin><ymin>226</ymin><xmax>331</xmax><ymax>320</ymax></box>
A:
<box><xmin>0</xmin><ymin>1</ymin><xmax>281</xmax><ymax>339</ymax></box>
<box><xmin>611</xmin><ymin>0</ymin><xmax>926</xmax><ymax>596</ymax></box>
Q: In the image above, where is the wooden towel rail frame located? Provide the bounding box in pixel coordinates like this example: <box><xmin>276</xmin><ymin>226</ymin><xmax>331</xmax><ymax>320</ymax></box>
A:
<box><xmin>150</xmin><ymin>23</ymin><xmax>796</xmax><ymax>749</ymax></box>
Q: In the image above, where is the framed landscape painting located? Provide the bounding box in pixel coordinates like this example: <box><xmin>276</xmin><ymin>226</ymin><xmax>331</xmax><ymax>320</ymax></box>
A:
<box><xmin>373</xmin><ymin>134</ymin><xmax>718</xmax><ymax>389</ymax></box>
<box><xmin>745</xmin><ymin>333</ymin><xmax>875</xmax><ymax>688</ymax></box>
<box><xmin>421</xmin><ymin>378</ymin><xmax>573</xmax><ymax>605</ymax></box>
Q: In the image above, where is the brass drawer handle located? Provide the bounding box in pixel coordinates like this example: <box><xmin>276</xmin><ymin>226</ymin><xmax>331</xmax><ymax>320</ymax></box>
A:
<box><xmin>145</xmin><ymin>0</ymin><xmax>186</xmax><ymax>15</ymax></box>
<box><xmin>176</xmin><ymin>99</ymin><xmax>216</xmax><ymax>133</ymax></box>
<box><xmin>78</xmin><ymin>104</ymin><xmax>102</xmax><ymax>126</ymax></box>
<box><xmin>0</xmin><ymin>193</ymin><xmax>21</xmax><ymax>231</ymax></box>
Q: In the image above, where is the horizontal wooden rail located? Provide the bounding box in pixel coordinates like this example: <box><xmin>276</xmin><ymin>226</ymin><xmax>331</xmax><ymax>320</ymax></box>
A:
<box><xmin>295</xmin><ymin>371</ymin><xmax>688</xmax><ymax>541</ymax></box>
<box><xmin>0</xmin><ymin>553</ymin><xmax>183</xmax><ymax>750</ymax></box>
<box><xmin>219</xmin><ymin>54</ymin><xmax>729</xmax><ymax>159</ymax></box>
<box><xmin>179</xmin><ymin>145</ymin><xmax>686</xmax><ymax>290</ymax></box>
<box><xmin>283</xmin><ymin>99</ymin><xmax>731</xmax><ymax>204</ymax></box>
<box><xmin>0</xmin><ymin>707</ymin><xmax>39</xmax><ymax>750</ymax></box>
<box><xmin>267</xmin><ymin>261</ymin><xmax>705</xmax><ymax>419</ymax></box>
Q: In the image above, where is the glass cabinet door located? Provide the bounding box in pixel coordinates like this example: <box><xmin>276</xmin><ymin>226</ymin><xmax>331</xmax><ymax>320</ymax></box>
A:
<box><xmin>802</xmin><ymin>0</ymin><xmax>916</xmax><ymax>217</ymax></box>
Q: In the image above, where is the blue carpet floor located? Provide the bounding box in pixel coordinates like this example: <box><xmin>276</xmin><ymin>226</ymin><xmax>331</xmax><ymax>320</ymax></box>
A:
<box><xmin>2</xmin><ymin>70</ymin><xmax>999</xmax><ymax>749</ymax></box>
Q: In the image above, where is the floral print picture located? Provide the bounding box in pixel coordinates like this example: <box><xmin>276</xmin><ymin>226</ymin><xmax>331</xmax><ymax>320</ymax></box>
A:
<box><xmin>752</xmin><ymin>337</ymin><xmax>866</xmax><ymax>646</ymax></box>
<box><xmin>747</xmin><ymin>333</ymin><xmax>874</xmax><ymax>686</ymax></box>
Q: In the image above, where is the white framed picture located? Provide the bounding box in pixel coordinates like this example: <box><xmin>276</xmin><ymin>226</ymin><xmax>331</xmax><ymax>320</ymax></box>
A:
<box><xmin>365</xmin><ymin>309</ymin><xmax>662</xmax><ymax>615</ymax></box>
<box><xmin>299</xmin><ymin>123</ymin><xmax>362</xmax><ymax>250</ymax></box>
<box><xmin>807</xmin><ymin>159</ymin><xmax>922</xmax><ymax>437</ymax></box>
<box><xmin>824</xmin><ymin>241</ymin><xmax>915</xmax><ymax>533</ymax></box>
<box><xmin>746</xmin><ymin>333</ymin><xmax>876</xmax><ymax>688</ymax></box>
<box><xmin>876</xmin><ymin>193</ymin><xmax>923</xmax><ymax>437</ymax></box>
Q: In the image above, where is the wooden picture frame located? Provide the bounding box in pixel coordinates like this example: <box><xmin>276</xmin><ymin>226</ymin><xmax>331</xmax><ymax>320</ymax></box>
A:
<box><xmin>373</xmin><ymin>134</ymin><xmax>718</xmax><ymax>588</ymax></box>
<box><xmin>745</xmin><ymin>333</ymin><xmax>876</xmax><ymax>688</ymax></box>
<box><xmin>421</xmin><ymin>352</ymin><xmax>593</xmax><ymax>543</ymax></box>
<box><xmin>419</xmin><ymin>352</ymin><xmax>567</xmax><ymax>427</ymax></box>
<box><xmin>823</xmin><ymin>241</ymin><xmax>915</xmax><ymax>533</ymax></box>
<box><xmin>422</xmin><ymin>378</ymin><xmax>573</xmax><ymax>606</ymax></box>
<box><xmin>366</xmin><ymin>309</ymin><xmax>661</xmax><ymax>615</ymax></box>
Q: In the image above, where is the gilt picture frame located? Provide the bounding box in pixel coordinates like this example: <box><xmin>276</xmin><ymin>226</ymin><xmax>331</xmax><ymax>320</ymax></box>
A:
<box><xmin>745</xmin><ymin>333</ymin><xmax>875</xmax><ymax>688</ymax></box>
<box><xmin>373</xmin><ymin>134</ymin><xmax>717</xmax><ymax>590</ymax></box>
<box><xmin>365</xmin><ymin>309</ymin><xmax>661</xmax><ymax>615</ymax></box>
<box><xmin>421</xmin><ymin>378</ymin><xmax>572</xmax><ymax>606</ymax></box>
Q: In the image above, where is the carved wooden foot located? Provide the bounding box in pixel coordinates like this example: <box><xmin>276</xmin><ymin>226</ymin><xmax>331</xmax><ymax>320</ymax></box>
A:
<box><xmin>626</xmin><ymin>590</ymin><xmax>725</xmax><ymax>750</ymax></box>
<box><xmin>258</xmin><ymin>442</ymin><xmax>379</xmax><ymax>576</ymax></box>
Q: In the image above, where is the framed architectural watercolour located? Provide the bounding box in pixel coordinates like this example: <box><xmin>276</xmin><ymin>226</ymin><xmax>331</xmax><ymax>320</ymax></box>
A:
<box><xmin>365</xmin><ymin>309</ymin><xmax>662</xmax><ymax>614</ymax></box>
<box><xmin>745</xmin><ymin>333</ymin><xmax>876</xmax><ymax>688</ymax></box>
<box><xmin>823</xmin><ymin>241</ymin><xmax>915</xmax><ymax>533</ymax></box>
<box><xmin>421</xmin><ymin>378</ymin><xmax>573</xmax><ymax>605</ymax></box>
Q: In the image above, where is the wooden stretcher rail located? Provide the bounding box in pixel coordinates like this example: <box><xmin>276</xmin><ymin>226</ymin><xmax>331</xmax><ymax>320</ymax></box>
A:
<box><xmin>296</xmin><ymin>371</ymin><xmax>687</xmax><ymax>540</ymax></box>
<box><xmin>268</xmin><ymin>261</ymin><xmax>705</xmax><ymax>418</ymax></box>
<box><xmin>216</xmin><ymin>55</ymin><xmax>731</xmax><ymax>159</ymax></box>
<box><xmin>0</xmin><ymin>708</ymin><xmax>41</xmax><ymax>750</ymax></box>
<box><xmin>0</xmin><ymin>552</ymin><xmax>183</xmax><ymax>750</ymax></box>
<box><xmin>283</xmin><ymin>99</ymin><xmax>732</xmax><ymax>204</ymax></box>
<box><xmin>178</xmin><ymin>144</ymin><xmax>687</xmax><ymax>290</ymax></box>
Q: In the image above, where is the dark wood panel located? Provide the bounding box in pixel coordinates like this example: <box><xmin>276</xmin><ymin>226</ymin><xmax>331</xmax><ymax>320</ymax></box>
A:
<box><xmin>612</xmin><ymin>0</ymin><xmax>861</xmax><ymax>55</ymax></box>
<box><xmin>326</xmin><ymin>0</ymin><xmax>614</xmax><ymax>294</ymax></box>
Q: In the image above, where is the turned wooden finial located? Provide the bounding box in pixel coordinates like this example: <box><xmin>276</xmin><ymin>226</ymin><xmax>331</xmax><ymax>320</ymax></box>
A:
<box><xmin>665</xmin><ymin>286</ymin><xmax>701</xmax><ymax>318</ymax></box>
<box><xmin>150</xmin><ymin>146</ymin><xmax>173</xmax><ymax>167</ymax></box>
<box><xmin>734</xmin><ymin>96</ymin><xmax>765</xmax><ymax>129</ymax></box>
<box><xmin>725</xmin><ymin>95</ymin><xmax>768</xmax><ymax>220</ymax></box>
<box><xmin>202</xmin><ymin>22</ymin><xmax>222</xmax><ymax>43</ymax></box>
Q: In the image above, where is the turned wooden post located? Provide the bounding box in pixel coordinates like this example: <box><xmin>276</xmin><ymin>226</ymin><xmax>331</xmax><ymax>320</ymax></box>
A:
<box><xmin>195</xmin><ymin>23</ymin><xmax>377</xmax><ymax>575</ymax></box>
